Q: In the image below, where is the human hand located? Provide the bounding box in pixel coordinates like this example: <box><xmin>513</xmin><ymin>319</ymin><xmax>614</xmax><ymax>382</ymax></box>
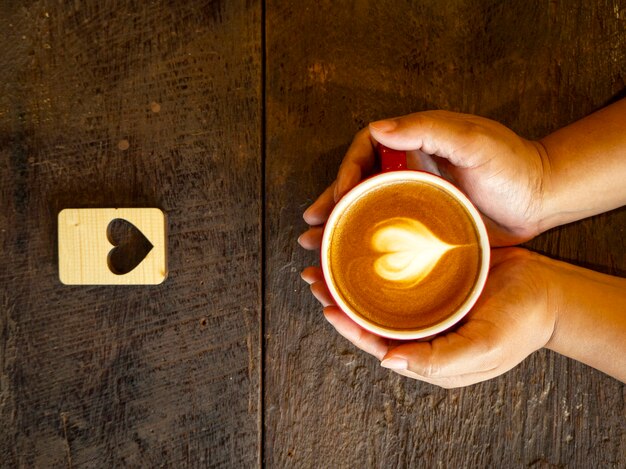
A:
<box><xmin>299</xmin><ymin>111</ymin><xmax>548</xmax><ymax>248</ymax></box>
<box><xmin>299</xmin><ymin>105</ymin><xmax>626</xmax><ymax>385</ymax></box>
<box><xmin>301</xmin><ymin>248</ymin><xmax>557</xmax><ymax>388</ymax></box>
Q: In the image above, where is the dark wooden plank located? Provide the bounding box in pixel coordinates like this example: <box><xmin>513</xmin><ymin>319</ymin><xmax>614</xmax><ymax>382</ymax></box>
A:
<box><xmin>0</xmin><ymin>1</ymin><xmax>261</xmax><ymax>467</ymax></box>
<box><xmin>265</xmin><ymin>1</ymin><xmax>625</xmax><ymax>467</ymax></box>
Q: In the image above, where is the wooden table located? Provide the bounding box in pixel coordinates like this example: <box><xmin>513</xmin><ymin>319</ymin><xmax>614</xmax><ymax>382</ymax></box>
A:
<box><xmin>1</xmin><ymin>1</ymin><xmax>624</xmax><ymax>467</ymax></box>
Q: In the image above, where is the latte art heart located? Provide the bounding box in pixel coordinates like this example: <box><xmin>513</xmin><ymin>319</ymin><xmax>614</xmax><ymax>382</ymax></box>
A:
<box><xmin>371</xmin><ymin>217</ymin><xmax>459</xmax><ymax>286</ymax></box>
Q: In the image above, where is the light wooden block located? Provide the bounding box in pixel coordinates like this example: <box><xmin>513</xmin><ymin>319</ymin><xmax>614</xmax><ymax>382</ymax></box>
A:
<box><xmin>58</xmin><ymin>208</ymin><xmax>167</xmax><ymax>285</ymax></box>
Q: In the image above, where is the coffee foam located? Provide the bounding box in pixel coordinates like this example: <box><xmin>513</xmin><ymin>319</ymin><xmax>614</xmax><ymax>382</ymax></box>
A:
<box><xmin>327</xmin><ymin>179</ymin><xmax>482</xmax><ymax>331</ymax></box>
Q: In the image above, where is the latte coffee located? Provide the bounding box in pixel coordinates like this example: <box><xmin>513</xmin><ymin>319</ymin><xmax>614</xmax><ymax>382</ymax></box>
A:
<box><xmin>321</xmin><ymin>171</ymin><xmax>489</xmax><ymax>339</ymax></box>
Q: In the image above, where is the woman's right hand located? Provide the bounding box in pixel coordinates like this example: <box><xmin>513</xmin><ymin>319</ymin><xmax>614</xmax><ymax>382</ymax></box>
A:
<box><xmin>302</xmin><ymin>99</ymin><xmax>626</xmax><ymax>250</ymax></box>
<box><xmin>300</xmin><ymin>110</ymin><xmax>549</xmax><ymax>249</ymax></box>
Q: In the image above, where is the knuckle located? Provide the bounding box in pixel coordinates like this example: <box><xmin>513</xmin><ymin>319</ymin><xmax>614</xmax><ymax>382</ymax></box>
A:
<box><xmin>354</xmin><ymin>127</ymin><xmax>371</xmax><ymax>141</ymax></box>
<box><xmin>463</xmin><ymin>121</ymin><xmax>490</xmax><ymax>144</ymax></box>
<box><xmin>354</xmin><ymin>327</ymin><xmax>369</xmax><ymax>349</ymax></box>
<box><xmin>411</xmin><ymin>357</ymin><xmax>441</xmax><ymax>378</ymax></box>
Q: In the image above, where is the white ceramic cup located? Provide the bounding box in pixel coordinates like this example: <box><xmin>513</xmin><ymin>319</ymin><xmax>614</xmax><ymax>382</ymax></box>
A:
<box><xmin>321</xmin><ymin>146</ymin><xmax>490</xmax><ymax>340</ymax></box>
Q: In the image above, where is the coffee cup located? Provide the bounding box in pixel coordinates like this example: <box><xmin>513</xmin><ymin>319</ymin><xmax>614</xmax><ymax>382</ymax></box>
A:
<box><xmin>321</xmin><ymin>145</ymin><xmax>490</xmax><ymax>340</ymax></box>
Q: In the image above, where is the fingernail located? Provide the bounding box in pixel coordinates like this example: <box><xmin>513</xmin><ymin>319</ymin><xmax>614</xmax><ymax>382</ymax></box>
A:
<box><xmin>370</xmin><ymin>119</ymin><xmax>397</xmax><ymax>132</ymax></box>
<box><xmin>381</xmin><ymin>357</ymin><xmax>408</xmax><ymax>371</ymax></box>
<box><xmin>300</xmin><ymin>271</ymin><xmax>313</xmax><ymax>284</ymax></box>
<box><xmin>297</xmin><ymin>234</ymin><xmax>305</xmax><ymax>246</ymax></box>
<box><xmin>303</xmin><ymin>206</ymin><xmax>313</xmax><ymax>220</ymax></box>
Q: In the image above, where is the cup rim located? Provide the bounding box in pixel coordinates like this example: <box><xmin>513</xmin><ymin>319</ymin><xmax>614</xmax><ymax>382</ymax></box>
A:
<box><xmin>320</xmin><ymin>170</ymin><xmax>491</xmax><ymax>340</ymax></box>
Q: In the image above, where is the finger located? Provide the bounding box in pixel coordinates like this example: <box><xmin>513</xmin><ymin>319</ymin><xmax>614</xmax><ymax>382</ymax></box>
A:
<box><xmin>297</xmin><ymin>226</ymin><xmax>324</xmax><ymax>250</ymax></box>
<box><xmin>323</xmin><ymin>306</ymin><xmax>391</xmax><ymax>360</ymax></box>
<box><xmin>334</xmin><ymin>161</ymin><xmax>361</xmax><ymax>202</ymax></box>
<box><xmin>431</xmin><ymin>156</ymin><xmax>457</xmax><ymax>182</ymax></box>
<box><xmin>303</xmin><ymin>183</ymin><xmax>336</xmax><ymax>226</ymax></box>
<box><xmin>381</xmin><ymin>320</ymin><xmax>499</xmax><ymax>378</ymax></box>
<box><xmin>310</xmin><ymin>281</ymin><xmax>335</xmax><ymax>307</ymax></box>
<box><xmin>335</xmin><ymin>129</ymin><xmax>377</xmax><ymax>201</ymax></box>
<box><xmin>300</xmin><ymin>266</ymin><xmax>323</xmax><ymax>284</ymax></box>
<box><xmin>407</xmin><ymin>149</ymin><xmax>441</xmax><ymax>175</ymax></box>
<box><xmin>387</xmin><ymin>366</ymin><xmax>453</xmax><ymax>385</ymax></box>
<box><xmin>388</xmin><ymin>365</ymin><xmax>510</xmax><ymax>389</ymax></box>
<box><xmin>369</xmin><ymin>111</ymin><xmax>494</xmax><ymax>168</ymax></box>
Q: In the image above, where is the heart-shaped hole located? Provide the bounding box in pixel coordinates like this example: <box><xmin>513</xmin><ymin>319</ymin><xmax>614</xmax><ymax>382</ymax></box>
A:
<box><xmin>107</xmin><ymin>218</ymin><xmax>154</xmax><ymax>275</ymax></box>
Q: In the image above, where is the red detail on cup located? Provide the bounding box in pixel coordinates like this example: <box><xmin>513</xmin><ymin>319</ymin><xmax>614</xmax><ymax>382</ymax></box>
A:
<box><xmin>379</xmin><ymin>145</ymin><xmax>407</xmax><ymax>172</ymax></box>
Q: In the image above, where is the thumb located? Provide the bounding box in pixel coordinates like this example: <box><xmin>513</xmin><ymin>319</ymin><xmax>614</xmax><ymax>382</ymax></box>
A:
<box><xmin>369</xmin><ymin>110</ymin><xmax>495</xmax><ymax>169</ymax></box>
<box><xmin>381</xmin><ymin>322</ymin><xmax>499</xmax><ymax>378</ymax></box>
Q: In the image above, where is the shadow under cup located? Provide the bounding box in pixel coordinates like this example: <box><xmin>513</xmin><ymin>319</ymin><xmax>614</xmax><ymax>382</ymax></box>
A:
<box><xmin>321</xmin><ymin>170</ymin><xmax>490</xmax><ymax>341</ymax></box>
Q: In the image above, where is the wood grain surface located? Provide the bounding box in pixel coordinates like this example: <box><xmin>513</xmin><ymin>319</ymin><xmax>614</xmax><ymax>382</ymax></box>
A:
<box><xmin>0</xmin><ymin>1</ymin><xmax>261</xmax><ymax>467</ymax></box>
<box><xmin>265</xmin><ymin>1</ymin><xmax>625</xmax><ymax>468</ymax></box>
<box><xmin>1</xmin><ymin>0</ymin><xmax>625</xmax><ymax>468</ymax></box>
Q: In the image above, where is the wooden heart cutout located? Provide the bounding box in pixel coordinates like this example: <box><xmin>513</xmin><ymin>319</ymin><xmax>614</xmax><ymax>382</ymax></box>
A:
<box><xmin>106</xmin><ymin>218</ymin><xmax>154</xmax><ymax>275</ymax></box>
